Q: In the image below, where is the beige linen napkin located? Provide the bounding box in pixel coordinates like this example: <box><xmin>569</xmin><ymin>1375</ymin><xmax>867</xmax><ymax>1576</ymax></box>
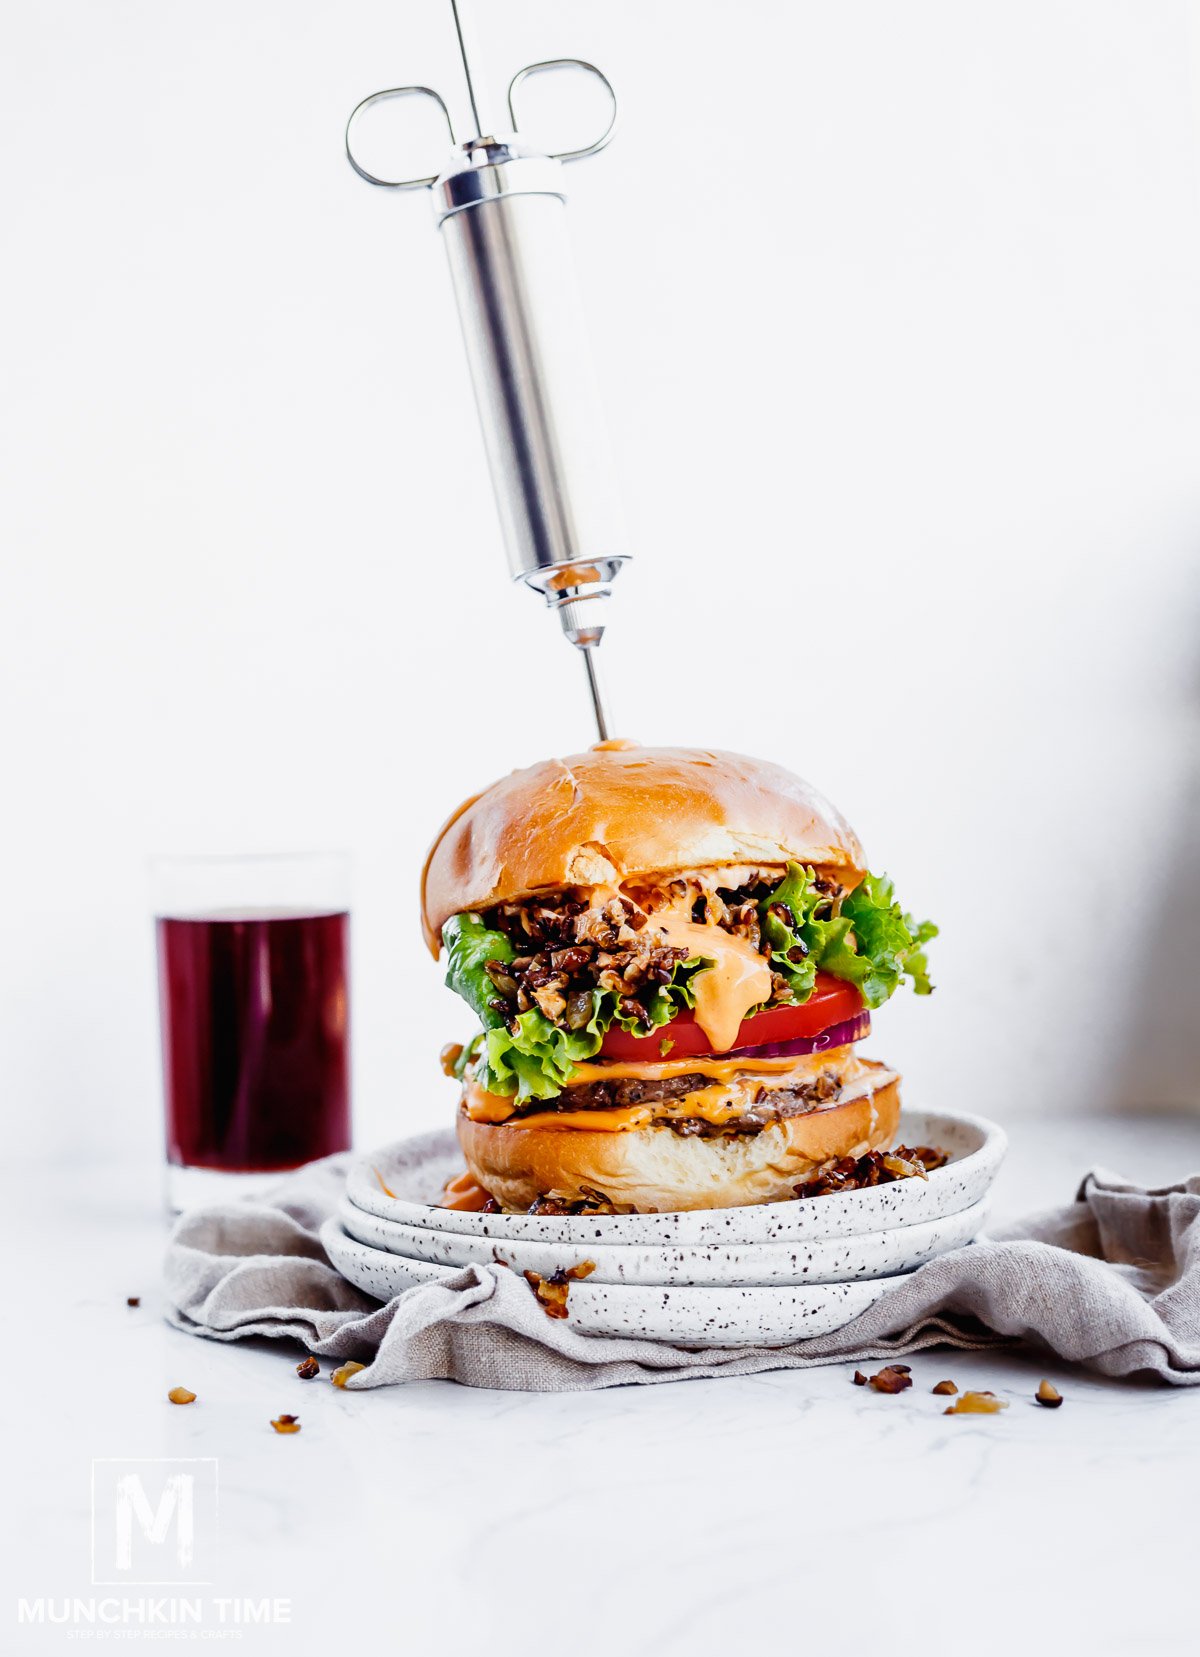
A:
<box><xmin>163</xmin><ymin>1156</ymin><xmax>1200</xmax><ymax>1390</ymax></box>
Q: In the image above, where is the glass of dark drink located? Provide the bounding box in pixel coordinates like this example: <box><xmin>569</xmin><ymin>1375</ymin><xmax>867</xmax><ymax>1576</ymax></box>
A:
<box><xmin>152</xmin><ymin>852</ymin><xmax>352</xmax><ymax>1211</ymax></box>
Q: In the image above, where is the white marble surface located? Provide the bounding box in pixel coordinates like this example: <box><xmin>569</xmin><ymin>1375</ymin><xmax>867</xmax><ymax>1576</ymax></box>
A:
<box><xmin>5</xmin><ymin>1113</ymin><xmax>1199</xmax><ymax>1656</ymax></box>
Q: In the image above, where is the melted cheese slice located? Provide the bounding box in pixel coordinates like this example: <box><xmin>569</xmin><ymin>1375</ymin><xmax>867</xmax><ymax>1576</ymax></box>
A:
<box><xmin>566</xmin><ymin>1052</ymin><xmax>814</xmax><ymax>1085</ymax></box>
<box><xmin>499</xmin><ymin>1105</ymin><xmax>655</xmax><ymax>1133</ymax></box>
<box><xmin>652</xmin><ymin>907</ymin><xmax>771</xmax><ymax>1051</ymax></box>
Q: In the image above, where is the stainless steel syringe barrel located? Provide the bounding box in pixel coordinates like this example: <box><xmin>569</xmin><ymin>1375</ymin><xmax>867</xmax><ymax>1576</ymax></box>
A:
<box><xmin>434</xmin><ymin>140</ymin><xmax>628</xmax><ymax>663</ymax></box>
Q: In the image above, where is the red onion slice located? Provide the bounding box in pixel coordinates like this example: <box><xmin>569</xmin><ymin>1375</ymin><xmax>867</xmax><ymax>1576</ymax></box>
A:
<box><xmin>726</xmin><ymin>1011</ymin><xmax>871</xmax><ymax>1062</ymax></box>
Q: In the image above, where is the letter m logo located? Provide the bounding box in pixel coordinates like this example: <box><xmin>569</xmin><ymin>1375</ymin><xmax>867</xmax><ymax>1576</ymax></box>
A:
<box><xmin>92</xmin><ymin>1459</ymin><xmax>218</xmax><ymax>1585</ymax></box>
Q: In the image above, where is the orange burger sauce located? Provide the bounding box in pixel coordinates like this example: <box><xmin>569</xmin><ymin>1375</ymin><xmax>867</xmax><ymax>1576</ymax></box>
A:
<box><xmin>440</xmin><ymin>1170</ymin><xmax>496</xmax><ymax>1211</ymax></box>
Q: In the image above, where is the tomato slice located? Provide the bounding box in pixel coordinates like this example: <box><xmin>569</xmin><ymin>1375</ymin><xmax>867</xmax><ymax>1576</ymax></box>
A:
<box><xmin>599</xmin><ymin>973</ymin><xmax>864</xmax><ymax>1062</ymax></box>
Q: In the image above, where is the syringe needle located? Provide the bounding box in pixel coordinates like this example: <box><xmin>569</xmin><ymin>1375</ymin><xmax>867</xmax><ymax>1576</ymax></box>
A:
<box><xmin>580</xmin><ymin>645</ymin><xmax>612</xmax><ymax>744</ymax></box>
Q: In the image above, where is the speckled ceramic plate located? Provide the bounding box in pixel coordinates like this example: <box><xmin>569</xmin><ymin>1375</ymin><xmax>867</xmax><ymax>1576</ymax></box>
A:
<box><xmin>337</xmin><ymin>1191</ymin><xmax>989</xmax><ymax>1286</ymax></box>
<box><xmin>319</xmin><ymin>1218</ymin><xmax>914</xmax><ymax>1347</ymax></box>
<box><xmin>344</xmin><ymin>1108</ymin><xmax>1005</xmax><ymax>1247</ymax></box>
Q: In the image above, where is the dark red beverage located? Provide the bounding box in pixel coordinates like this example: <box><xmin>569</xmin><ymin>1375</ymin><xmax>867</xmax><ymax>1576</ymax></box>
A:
<box><xmin>157</xmin><ymin>910</ymin><xmax>351</xmax><ymax>1174</ymax></box>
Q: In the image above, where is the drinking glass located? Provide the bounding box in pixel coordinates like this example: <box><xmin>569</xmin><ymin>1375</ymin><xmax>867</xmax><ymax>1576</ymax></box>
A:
<box><xmin>152</xmin><ymin>852</ymin><xmax>352</xmax><ymax>1211</ymax></box>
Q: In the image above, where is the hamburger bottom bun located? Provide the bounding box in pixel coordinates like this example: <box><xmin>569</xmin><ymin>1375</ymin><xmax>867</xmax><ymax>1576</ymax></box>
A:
<box><xmin>456</xmin><ymin>1061</ymin><xmax>901</xmax><ymax>1214</ymax></box>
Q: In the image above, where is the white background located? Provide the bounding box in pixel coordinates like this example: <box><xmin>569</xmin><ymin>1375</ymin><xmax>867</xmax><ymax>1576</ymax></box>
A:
<box><xmin>4</xmin><ymin>0</ymin><xmax>1200</xmax><ymax>1164</ymax></box>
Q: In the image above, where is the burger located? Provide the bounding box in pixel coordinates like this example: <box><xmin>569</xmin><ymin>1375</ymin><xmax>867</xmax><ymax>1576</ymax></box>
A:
<box><xmin>422</xmin><ymin>743</ymin><xmax>937</xmax><ymax>1215</ymax></box>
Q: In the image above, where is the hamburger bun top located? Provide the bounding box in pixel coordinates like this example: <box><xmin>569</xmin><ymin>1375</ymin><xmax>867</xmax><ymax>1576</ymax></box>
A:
<box><xmin>421</xmin><ymin>741</ymin><xmax>865</xmax><ymax>954</ymax></box>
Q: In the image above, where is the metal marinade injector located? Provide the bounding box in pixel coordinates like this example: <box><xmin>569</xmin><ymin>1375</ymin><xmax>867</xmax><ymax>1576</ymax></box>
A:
<box><xmin>346</xmin><ymin>0</ymin><xmax>629</xmax><ymax>740</ymax></box>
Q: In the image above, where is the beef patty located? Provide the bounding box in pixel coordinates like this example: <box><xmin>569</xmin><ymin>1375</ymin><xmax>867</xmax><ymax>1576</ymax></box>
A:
<box><xmin>508</xmin><ymin>1066</ymin><xmax>844</xmax><ymax>1138</ymax></box>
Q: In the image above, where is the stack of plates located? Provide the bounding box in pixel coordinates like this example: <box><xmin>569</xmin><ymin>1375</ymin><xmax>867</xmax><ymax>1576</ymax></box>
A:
<box><xmin>323</xmin><ymin>1108</ymin><xmax>1006</xmax><ymax>1348</ymax></box>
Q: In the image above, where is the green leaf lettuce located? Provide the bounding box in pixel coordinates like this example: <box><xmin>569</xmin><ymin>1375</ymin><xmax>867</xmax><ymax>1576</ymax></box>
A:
<box><xmin>442</xmin><ymin>912</ymin><xmax>699</xmax><ymax>1102</ymax></box>
<box><xmin>759</xmin><ymin>864</ymin><xmax>937</xmax><ymax>1011</ymax></box>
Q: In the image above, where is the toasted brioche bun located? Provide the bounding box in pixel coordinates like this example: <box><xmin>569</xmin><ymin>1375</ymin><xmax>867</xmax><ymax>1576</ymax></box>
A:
<box><xmin>456</xmin><ymin>1060</ymin><xmax>900</xmax><ymax>1213</ymax></box>
<box><xmin>421</xmin><ymin>742</ymin><xmax>865</xmax><ymax>953</ymax></box>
